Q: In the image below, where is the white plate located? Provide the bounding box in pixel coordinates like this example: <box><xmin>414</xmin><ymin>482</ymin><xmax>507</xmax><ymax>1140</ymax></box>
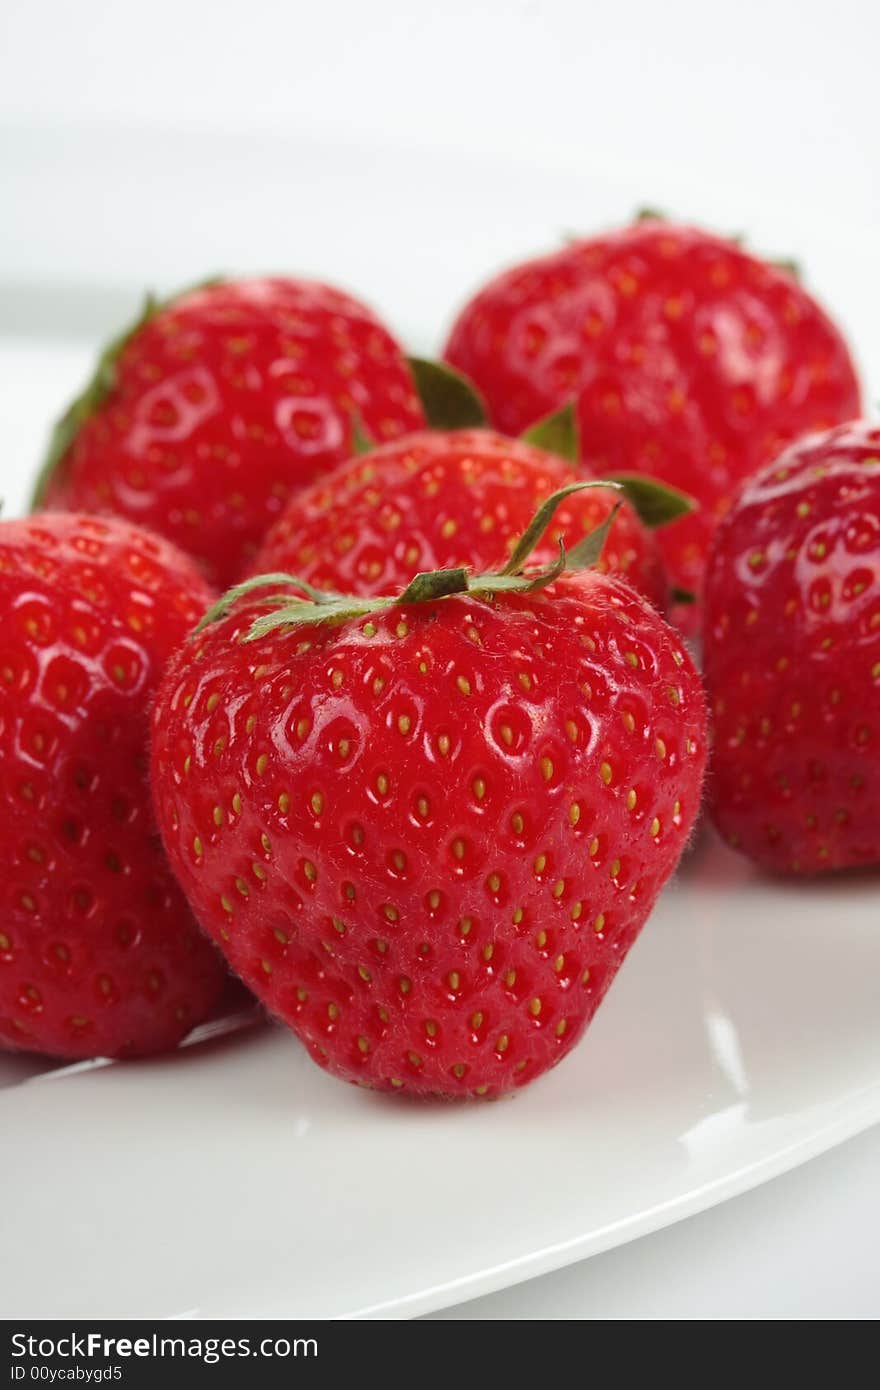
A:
<box><xmin>1</xmin><ymin>128</ymin><xmax>879</xmax><ymax>1319</ymax></box>
<box><xmin>3</xmin><ymin>829</ymin><xmax>880</xmax><ymax>1319</ymax></box>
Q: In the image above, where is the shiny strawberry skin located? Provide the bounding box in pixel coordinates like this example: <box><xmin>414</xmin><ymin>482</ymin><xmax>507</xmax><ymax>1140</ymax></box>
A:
<box><xmin>704</xmin><ymin>421</ymin><xmax>880</xmax><ymax>873</ymax></box>
<box><xmin>0</xmin><ymin>514</ymin><xmax>227</xmax><ymax>1058</ymax></box>
<box><xmin>39</xmin><ymin>279</ymin><xmax>424</xmax><ymax>589</ymax></box>
<box><xmin>253</xmin><ymin>428</ymin><xmax>667</xmax><ymax>609</ymax></box>
<box><xmin>444</xmin><ymin>221</ymin><xmax>860</xmax><ymax>606</ymax></box>
<box><xmin>151</xmin><ymin>572</ymin><xmax>706</xmax><ymax>1097</ymax></box>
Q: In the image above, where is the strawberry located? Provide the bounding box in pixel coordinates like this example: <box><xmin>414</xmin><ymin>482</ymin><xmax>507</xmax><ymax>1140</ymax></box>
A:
<box><xmin>443</xmin><ymin>217</ymin><xmax>860</xmax><ymax>612</ymax></box>
<box><xmin>33</xmin><ymin>278</ymin><xmax>424</xmax><ymax>589</ymax></box>
<box><xmin>253</xmin><ymin>424</ymin><xmax>680</xmax><ymax>612</ymax></box>
<box><xmin>0</xmin><ymin>513</ymin><xmax>228</xmax><ymax>1058</ymax></box>
<box><xmin>151</xmin><ymin>486</ymin><xmax>707</xmax><ymax>1097</ymax></box>
<box><xmin>704</xmin><ymin>420</ymin><xmax>880</xmax><ymax>874</ymax></box>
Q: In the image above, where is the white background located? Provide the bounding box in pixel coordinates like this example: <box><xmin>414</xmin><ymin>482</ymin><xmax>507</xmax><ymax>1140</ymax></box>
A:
<box><xmin>2</xmin><ymin>0</ymin><xmax>878</xmax><ymax>1320</ymax></box>
<box><xmin>2</xmin><ymin>0</ymin><xmax>878</xmax><ymax>218</ymax></box>
<box><xmin>2</xmin><ymin>0</ymin><xmax>879</xmax><ymax>370</ymax></box>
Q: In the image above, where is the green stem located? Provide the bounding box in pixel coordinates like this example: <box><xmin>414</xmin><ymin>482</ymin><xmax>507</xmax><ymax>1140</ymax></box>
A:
<box><xmin>195</xmin><ymin>479</ymin><xmax>647</xmax><ymax>643</ymax></box>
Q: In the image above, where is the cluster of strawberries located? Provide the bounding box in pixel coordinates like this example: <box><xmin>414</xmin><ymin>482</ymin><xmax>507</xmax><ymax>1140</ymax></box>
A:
<box><xmin>2</xmin><ymin>216</ymin><xmax>875</xmax><ymax>1099</ymax></box>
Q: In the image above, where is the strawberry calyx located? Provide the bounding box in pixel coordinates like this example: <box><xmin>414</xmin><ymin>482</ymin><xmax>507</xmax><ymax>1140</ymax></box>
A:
<box><xmin>521</xmin><ymin>401</ymin><xmax>579</xmax><ymax>462</ymax></box>
<box><xmin>769</xmin><ymin>257</ymin><xmax>801</xmax><ymax>280</ymax></box>
<box><xmin>634</xmin><ymin>208</ymin><xmax>800</xmax><ymax>279</ymax></box>
<box><xmin>407</xmin><ymin>356</ymin><xmax>488</xmax><ymax>430</ymax></box>
<box><xmin>349</xmin><ymin>415</ymin><xmax>377</xmax><ymax>457</ymax></box>
<box><xmin>362</xmin><ymin>380</ymin><xmax>695</xmax><ymax>528</ymax></box>
<box><xmin>349</xmin><ymin>361</ymin><xmax>486</xmax><ymax>455</ymax></box>
<box><xmin>195</xmin><ymin>475</ymin><xmax>692</xmax><ymax>641</ymax></box>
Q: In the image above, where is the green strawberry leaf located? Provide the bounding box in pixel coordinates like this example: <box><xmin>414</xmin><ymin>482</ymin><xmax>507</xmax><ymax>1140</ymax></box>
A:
<box><xmin>245</xmin><ymin>594</ymin><xmax>379</xmax><ymax>640</ymax></box>
<box><xmin>513</xmin><ymin>542</ymin><xmax>568</xmax><ymax>594</ymax></box>
<box><xmin>350</xmin><ymin>415</ymin><xmax>375</xmax><ymax>456</ymax></box>
<box><xmin>770</xmin><ymin>257</ymin><xmax>801</xmax><ymax>280</ymax></box>
<box><xmin>566</xmin><ymin>505</ymin><xmax>623</xmax><ymax>570</ymax></box>
<box><xmin>408</xmin><ymin>357</ymin><xmax>487</xmax><ymax>431</ymax></box>
<box><xmin>521</xmin><ymin>402</ymin><xmax>579</xmax><ymax>463</ymax></box>
<box><xmin>500</xmin><ymin>480</ymin><xmax>622</xmax><ymax>577</ymax></box>
<box><xmin>194</xmin><ymin>571</ymin><xmax>339</xmax><ymax>633</ymax></box>
<box><xmin>604</xmin><ymin>473</ymin><xmax>695</xmax><ymax>529</ymax></box>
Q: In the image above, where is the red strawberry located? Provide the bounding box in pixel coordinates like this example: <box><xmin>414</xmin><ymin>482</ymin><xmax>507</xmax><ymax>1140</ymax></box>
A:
<box><xmin>444</xmin><ymin>218</ymin><xmax>860</xmax><ymax>611</ymax></box>
<box><xmin>253</xmin><ymin>425</ymin><xmax>674</xmax><ymax>611</ymax></box>
<box><xmin>704</xmin><ymin>420</ymin><xmax>880</xmax><ymax>873</ymax></box>
<box><xmin>0</xmin><ymin>513</ymin><xmax>227</xmax><ymax>1058</ymax></box>
<box><xmin>34</xmin><ymin>278</ymin><xmax>424</xmax><ymax>589</ymax></box>
<box><xmin>151</xmin><ymin>489</ymin><xmax>707</xmax><ymax>1097</ymax></box>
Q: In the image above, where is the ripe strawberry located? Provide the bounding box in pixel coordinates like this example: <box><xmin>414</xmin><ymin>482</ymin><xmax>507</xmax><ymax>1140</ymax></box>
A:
<box><xmin>0</xmin><ymin>513</ymin><xmax>228</xmax><ymax>1058</ymax></box>
<box><xmin>253</xmin><ymin>426</ymin><xmax>673</xmax><ymax>611</ymax></box>
<box><xmin>151</xmin><ymin>489</ymin><xmax>707</xmax><ymax>1097</ymax></box>
<box><xmin>444</xmin><ymin>217</ymin><xmax>860</xmax><ymax>609</ymax></box>
<box><xmin>34</xmin><ymin>278</ymin><xmax>424</xmax><ymax>588</ymax></box>
<box><xmin>704</xmin><ymin>421</ymin><xmax>880</xmax><ymax>874</ymax></box>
